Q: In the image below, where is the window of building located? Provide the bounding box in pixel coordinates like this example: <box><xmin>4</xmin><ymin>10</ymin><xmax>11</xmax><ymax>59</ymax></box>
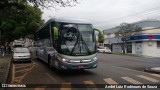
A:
<box><xmin>157</xmin><ymin>41</ymin><xmax>160</xmax><ymax>48</ymax></box>
<box><xmin>127</xmin><ymin>44</ymin><xmax>132</xmax><ymax>53</ymax></box>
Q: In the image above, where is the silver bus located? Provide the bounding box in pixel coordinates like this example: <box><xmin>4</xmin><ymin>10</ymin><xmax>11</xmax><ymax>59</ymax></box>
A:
<box><xmin>34</xmin><ymin>18</ymin><xmax>97</xmax><ymax>70</ymax></box>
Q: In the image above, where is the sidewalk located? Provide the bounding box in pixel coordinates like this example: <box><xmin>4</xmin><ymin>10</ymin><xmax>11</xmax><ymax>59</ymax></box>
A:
<box><xmin>0</xmin><ymin>54</ymin><xmax>12</xmax><ymax>84</ymax></box>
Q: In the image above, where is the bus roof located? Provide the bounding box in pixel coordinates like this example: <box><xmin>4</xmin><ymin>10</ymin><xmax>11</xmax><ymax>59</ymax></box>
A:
<box><xmin>35</xmin><ymin>18</ymin><xmax>92</xmax><ymax>34</ymax></box>
<box><xmin>49</xmin><ymin>18</ymin><xmax>91</xmax><ymax>24</ymax></box>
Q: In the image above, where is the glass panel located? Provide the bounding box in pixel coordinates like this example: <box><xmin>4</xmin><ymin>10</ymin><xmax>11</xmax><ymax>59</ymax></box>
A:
<box><xmin>59</xmin><ymin>23</ymin><xmax>95</xmax><ymax>55</ymax></box>
<box><xmin>78</xmin><ymin>25</ymin><xmax>95</xmax><ymax>53</ymax></box>
<box><xmin>157</xmin><ymin>41</ymin><xmax>160</xmax><ymax>47</ymax></box>
<box><xmin>127</xmin><ymin>44</ymin><xmax>132</xmax><ymax>53</ymax></box>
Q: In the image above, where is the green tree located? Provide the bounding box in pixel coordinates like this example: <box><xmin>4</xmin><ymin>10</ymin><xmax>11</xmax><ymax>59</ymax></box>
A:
<box><xmin>0</xmin><ymin>0</ymin><xmax>79</xmax><ymax>43</ymax></box>
<box><xmin>0</xmin><ymin>5</ymin><xmax>44</xmax><ymax>42</ymax></box>
<box><xmin>0</xmin><ymin>0</ymin><xmax>78</xmax><ymax>21</ymax></box>
<box><xmin>94</xmin><ymin>29</ymin><xmax>104</xmax><ymax>46</ymax></box>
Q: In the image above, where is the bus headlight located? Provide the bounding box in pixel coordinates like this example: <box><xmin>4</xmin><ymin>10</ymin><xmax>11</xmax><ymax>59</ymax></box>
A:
<box><xmin>62</xmin><ymin>58</ymin><xmax>70</xmax><ymax>62</ymax></box>
<box><xmin>92</xmin><ymin>57</ymin><xmax>97</xmax><ymax>61</ymax></box>
<box><xmin>57</xmin><ymin>56</ymin><xmax>69</xmax><ymax>62</ymax></box>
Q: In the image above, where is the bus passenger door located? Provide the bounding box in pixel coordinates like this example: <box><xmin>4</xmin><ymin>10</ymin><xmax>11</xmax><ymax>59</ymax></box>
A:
<box><xmin>38</xmin><ymin>47</ymin><xmax>44</xmax><ymax>59</ymax></box>
<box><xmin>43</xmin><ymin>47</ymin><xmax>48</xmax><ymax>63</ymax></box>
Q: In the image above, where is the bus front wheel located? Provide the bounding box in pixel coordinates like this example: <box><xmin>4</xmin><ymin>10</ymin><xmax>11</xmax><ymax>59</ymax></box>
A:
<box><xmin>48</xmin><ymin>55</ymin><xmax>53</xmax><ymax>68</ymax></box>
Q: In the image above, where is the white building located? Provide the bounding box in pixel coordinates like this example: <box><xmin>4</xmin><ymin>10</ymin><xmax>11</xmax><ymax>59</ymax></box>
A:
<box><xmin>104</xmin><ymin>20</ymin><xmax>160</xmax><ymax>57</ymax></box>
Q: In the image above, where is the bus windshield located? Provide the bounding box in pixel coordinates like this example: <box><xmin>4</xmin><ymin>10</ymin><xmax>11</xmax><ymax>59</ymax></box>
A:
<box><xmin>59</xmin><ymin>23</ymin><xmax>96</xmax><ymax>56</ymax></box>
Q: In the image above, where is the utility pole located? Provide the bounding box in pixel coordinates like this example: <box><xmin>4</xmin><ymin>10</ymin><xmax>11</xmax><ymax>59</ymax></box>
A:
<box><xmin>0</xmin><ymin>20</ymin><xmax>1</xmax><ymax>43</ymax></box>
<box><xmin>0</xmin><ymin>30</ymin><xmax>1</xmax><ymax>43</ymax></box>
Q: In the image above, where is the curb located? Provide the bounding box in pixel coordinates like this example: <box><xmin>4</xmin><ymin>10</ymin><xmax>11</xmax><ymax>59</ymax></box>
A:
<box><xmin>144</xmin><ymin>67</ymin><xmax>160</xmax><ymax>74</ymax></box>
<box><xmin>5</xmin><ymin>57</ymin><xmax>12</xmax><ymax>84</ymax></box>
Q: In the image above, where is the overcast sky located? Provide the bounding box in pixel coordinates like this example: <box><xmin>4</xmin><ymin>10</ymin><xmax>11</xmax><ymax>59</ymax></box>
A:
<box><xmin>42</xmin><ymin>0</ymin><xmax>160</xmax><ymax>30</ymax></box>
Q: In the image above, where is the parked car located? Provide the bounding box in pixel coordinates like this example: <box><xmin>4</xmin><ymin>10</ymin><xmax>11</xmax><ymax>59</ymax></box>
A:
<box><xmin>97</xmin><ymin>46</ymin><xmax>111</xmax><ymax>53</ymax></box>
<box><xmin>12</xmin><ymin>47</ymin><xmax>31</xmax><ymax>62</ymax></box>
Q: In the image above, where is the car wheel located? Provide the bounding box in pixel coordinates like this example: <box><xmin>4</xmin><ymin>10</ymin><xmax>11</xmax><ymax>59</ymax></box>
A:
<box><xmin>29</xmin><ymin>58</ymin><xmax>32</xmax><ymax>63</ymax></box>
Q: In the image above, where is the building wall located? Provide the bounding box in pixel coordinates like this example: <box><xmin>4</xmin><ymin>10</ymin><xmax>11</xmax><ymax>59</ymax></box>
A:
<box><xmin>132</xmin><ymin>42</ymin><xmax>136</xmax><ymax>54</ymax></box>
<box><xmin>104</xmin><ymin>20</ymin><xmax>160</xmax><ymax>57</ymax></box>
<box><xmin>142</xmin><ymin>41</ymin><xmax>160</xmax><ymax>57</ymax></box>
<box><xmin>112</xmin><ymin>44</ymin><xmax>122</xmax><ymax>53</ymax></box>
<box><xmin>142</xmin><ymin>27</ymin><xmax>160</xmax><ymax>34</ymax></box>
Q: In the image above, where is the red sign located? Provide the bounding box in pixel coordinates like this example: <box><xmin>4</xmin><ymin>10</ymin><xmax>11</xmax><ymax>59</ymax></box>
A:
<box><xmin>148</xmin><ymin>34</ymin><xmax>154</xmax><ymax>40</ymax></box>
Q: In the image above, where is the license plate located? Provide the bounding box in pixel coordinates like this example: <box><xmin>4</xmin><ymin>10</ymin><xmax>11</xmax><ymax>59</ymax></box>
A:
<box><xmin>78</xmin><ymin>65</ymin><xmax>84</xmax><ymax>68</ymax></box>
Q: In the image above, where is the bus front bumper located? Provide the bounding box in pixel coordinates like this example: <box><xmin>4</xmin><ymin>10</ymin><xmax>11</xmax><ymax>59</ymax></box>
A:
<box><xmin>58</xmin><ymin>61</ymin><xmax>98</xmax><ymax>70</ymax></box>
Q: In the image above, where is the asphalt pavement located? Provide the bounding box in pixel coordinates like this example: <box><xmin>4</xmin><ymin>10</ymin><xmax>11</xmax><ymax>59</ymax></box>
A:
<box><xmin>1</xmin><ymin>49</ymin><xmax>160</xmax><ymax>90</ymax></box>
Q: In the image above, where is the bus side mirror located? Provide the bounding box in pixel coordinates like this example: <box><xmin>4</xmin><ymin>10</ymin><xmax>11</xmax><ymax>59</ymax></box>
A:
<box><xmin>53</xmin><ymin>27</ymin><xmax>58</xmax><ymax>40</ymax></box>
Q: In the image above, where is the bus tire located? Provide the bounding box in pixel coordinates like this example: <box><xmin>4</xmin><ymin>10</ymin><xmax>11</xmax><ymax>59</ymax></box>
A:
<box><xmin>35</xmin><ymin>51</ymin><xmax>39</xmax><ymax>59</ymax></box>
<box><xmin>48</xmin><ymin>55</ymin><xmax>52</xmax><ymax>68</ymax></box>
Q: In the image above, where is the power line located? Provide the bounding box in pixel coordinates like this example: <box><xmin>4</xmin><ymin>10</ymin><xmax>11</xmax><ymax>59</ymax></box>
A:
<box><xmin>96</xmin><ymin>5</ymin><xmax>160</xmax><ymax>26</ymax></box>
<box><xmin>107</xmin><ymin>6</ymin><xmax>160</xmax><ymax>22</ymax></box>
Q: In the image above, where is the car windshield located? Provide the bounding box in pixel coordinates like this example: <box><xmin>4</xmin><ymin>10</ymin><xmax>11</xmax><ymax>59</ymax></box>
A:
<box><xmin>14</xmin><ymin>48</ymin><xmax>29</xmax><ymax>53</ymax></box>
<box><xmin>59</xmin><ymin>23</ymin><xmax>96</xmax><ymax>56</ymax></box>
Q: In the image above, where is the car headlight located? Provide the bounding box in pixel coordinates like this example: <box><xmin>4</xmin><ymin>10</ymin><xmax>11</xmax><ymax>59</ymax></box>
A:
<box><xmin>92</xmin><ymin>57</ymin><xmax>97</xmax><ymax>61</ymax></box>
<box><xmin>26</xmin><ymin>55</ymin><xmax>30</xmax><ymax>58</ymax></box>
<box><xmin>13</xmin><ymin>56</ymin><xmax>18</xmax><ymax>58</ymax></box>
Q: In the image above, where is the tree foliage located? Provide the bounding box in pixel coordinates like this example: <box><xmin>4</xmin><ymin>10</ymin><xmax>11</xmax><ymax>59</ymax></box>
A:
<box><xmin>27</xmin><ymin>0</ymin><xmax>78</xmax><ymax>8</ymax></box>
<box><xmin>116</xmin><ymin>23</ymin><xmax>142</xmax><ymax>54</ymax></box>
<box><xmin>0</xmin><ymin>4</ymin><xmax>44</xmax><ymax>42</ymax></box>
<box><xmin>94</xmin><ymin>29</ymin><xmax>104</xmax><ymax>44</ymax></box>
<box><xmin>0</xmin><ymin>0</ymin><xmax>78</xmax><ymax>20</ymax></box>
<box><xmin>0</xmin><ymin>0</ymin><xmax>79</xmax><ymax>43</ymax></box>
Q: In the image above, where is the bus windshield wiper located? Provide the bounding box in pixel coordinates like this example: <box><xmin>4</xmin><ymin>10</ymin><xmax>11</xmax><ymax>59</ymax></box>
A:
<box><xmin>80</xmin><ymin>35</ymin><xmax>91</xmax><ymax>54</ymax></box>
<box><xmin>70</xmin><ymin>26</ymin><xmax>91</xmax><ymax>55</ymax></box>
<box><xmin>70</xmin><ymin>31</ymin><xmax>80</xmax><ymax>55</ymax></box>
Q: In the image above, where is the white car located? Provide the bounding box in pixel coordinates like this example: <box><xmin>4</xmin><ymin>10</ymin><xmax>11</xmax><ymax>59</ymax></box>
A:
<box><xmin>97</xmin><ymin>46</ymin><xmax>111</xmax><ymax>53</ymax></box>
<box><xmin>12</xmin><ymin>47</ymin><xmax>31</xmax><ymax>62</ymax></box>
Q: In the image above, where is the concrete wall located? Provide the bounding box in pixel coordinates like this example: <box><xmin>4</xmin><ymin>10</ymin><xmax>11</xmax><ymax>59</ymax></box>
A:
<box><xmin>142</xmin><ymin>41</ymin><xmax>160</xmax><ymax>57</ymax></box>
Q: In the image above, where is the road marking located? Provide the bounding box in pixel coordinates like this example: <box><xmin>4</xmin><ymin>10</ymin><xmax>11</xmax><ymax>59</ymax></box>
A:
<box><xmin>12</xmin><ymin>64</ymin><xmax>36</xmax><ymax>83</ymax></box>
<box><xmin>15</xmin><ymin>76</ymin><xmax>23</xmax><ymax>79</ymax></box>
<box><xmin>103</xmin><ymin>78</ymin><xmax>118</xmax><ymax>84</ymax></box>
<box><xmin>84</xmin><ymin>80</ymin><xmax>99</xmax><ymax>90</ymax></box>
<box><xmin>32</xmin><ymin>60</ymin><xmax>37</xmax><ymax>65</ymax></box>
<box><xmin>11</xmin><ymin>65</ymin><xmax>15</xmax><ymax>83</ymax></box>
<box><xmin>150</xmin><ymin>74</ymin><xmax>160</xmax><ymax>77</ymax></box>
<box><xmin>121</xmin><ymin>77</ymin><xmax>142</xmax><ymax>84</ymax></box>
<box><xmin>15</xmin><ymin>72</ymin><xmax>28</xmax><ymax>83</ymax></box>
<box><xmin>15</xmin><ymin>64</ymin><xmax>34</xmax><ymax>69</ymax></box>
<box><xmin>60</xmin><ymin>83</ymin><xmax>71</xmax><ymax>90</ymax></box>
<box><xmin>15</xmin><ymin>68</ymin><xmax>30</xmax><ymax>73</ymax></box>
<box><xmin>127</xmin><ymin>58</ymin><xmax>154</xmax><ymax>63</ymax></box>
<box><xmin>112</xmin><ymin>66</ymin><xmax>147</xmax><ymax>74</ymax></box>
<box><xmin>46</xmin><ymin>73</ymin><xmax>57</xmax><ymax>82</ymax></box>
<box><xmin>137</xmin><ymin>75</ymin><xmax>159</xmax><ymax>83</ymax></box>
<box><xmin>15</xmin><ymin>65</ymin><xmax>35</xmax><ymax>73</ymax></box>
